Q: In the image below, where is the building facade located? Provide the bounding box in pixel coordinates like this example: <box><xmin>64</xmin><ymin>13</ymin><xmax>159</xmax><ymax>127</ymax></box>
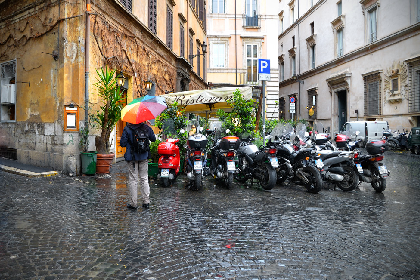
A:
<box><xmin>207</xmin><ymin>0</ymin><xmax>280</xmax><ymax>119</ymax></box>
<box><xmin>0</xmin><ymin>0</ymin><xmax>207</xmax><ymax>174</ymax></box>
<box><xmin>278</xmin><ymin>0</ymin><xmax>420</xmax><ymax>133</ymax></box>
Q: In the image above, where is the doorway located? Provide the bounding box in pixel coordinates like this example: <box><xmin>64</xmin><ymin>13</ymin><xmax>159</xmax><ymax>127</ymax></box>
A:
<box><xmin>337</xmin><ymin>90</ymin><xmax>347</xmax><ymax>131</ymax></box>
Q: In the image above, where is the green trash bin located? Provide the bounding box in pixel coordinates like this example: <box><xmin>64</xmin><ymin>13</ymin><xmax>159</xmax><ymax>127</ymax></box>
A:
<box><xmin>148</xmin><ymin>162</ymin><xmax>159</xmax><ymax>178</ymax></box>
<box><xmin>81</xmin><ymin>151</ymin><xmax>97</xmax><ymax>175</ymax></box>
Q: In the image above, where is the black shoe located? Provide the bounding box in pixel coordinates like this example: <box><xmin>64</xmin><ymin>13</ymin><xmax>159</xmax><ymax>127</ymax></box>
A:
<box><xmin>142</xmin><ymin>203</ymin><xmax>150</xmax><ymax>209</ymax></box>
<box><xmin>127</xmin><ymin>204</ymin><xmax>138</xmax><ymax>210</ymax></box>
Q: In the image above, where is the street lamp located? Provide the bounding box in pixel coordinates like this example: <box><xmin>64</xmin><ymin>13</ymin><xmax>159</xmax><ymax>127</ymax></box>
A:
<box><xmin>189</xmin><ymin>41</ymin><xmax>207</xmax><ymax>59</ymax></box>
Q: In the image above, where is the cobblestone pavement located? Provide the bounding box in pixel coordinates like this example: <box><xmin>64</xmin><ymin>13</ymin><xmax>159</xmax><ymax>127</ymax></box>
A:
<box><xmin>1</xmin><ymin>151</ymin><xmax>420</xmax><ymax>279</ymax></box>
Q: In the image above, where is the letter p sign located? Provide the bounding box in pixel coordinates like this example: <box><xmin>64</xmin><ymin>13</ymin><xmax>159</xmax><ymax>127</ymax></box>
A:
<box><xmin>258</xmin><ymin>59</ymin><xmax>271</xmax><ymax>81</ymax></box>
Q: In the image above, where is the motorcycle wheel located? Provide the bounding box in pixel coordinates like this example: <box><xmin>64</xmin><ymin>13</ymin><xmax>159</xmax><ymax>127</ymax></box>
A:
<box><xmin>162</xmin><ymin>177</ymin><xmax>170</xmax><ymax>188</ymax></box>
<box><xmin>337</xmin><ymin>163</ymin><xmax>359</xmax><ymax>192</ymax></box>
<box><xmin>302</xmin><ymin>165</ymin><xmax>322</xmax><ymax>194</ymax></box>
<box><xmin>194</xmin><ymin>173</ymin><xmax>202</xmax><ymax>191</ymax></box>
<box><xmin>276</xmin><ymin>159</ymin><xmax>289</xmax><ymax>185</ymax></box>
<box><xmin>387</xmin><ymin>139</ymin><xmax>398</xmax><ymax>150</ymax></box>
<box><xmin>235</xmin><ymin>157</ymin><xmax>248</xmax><ymax>183</ymax></box>
<box><xmin>223</xmin><ymin>163</ymin><xmax>233</xmax><ymax>188</ymax></box>
<box><xmin>370</xmin><ymin>162</ymin><xmax>386</xmax><ymax>193</ymax></box>
<box><xmin>257</xmin><ymin>163</ymin><xmax>276</xmax><ymax>190</ymax></box>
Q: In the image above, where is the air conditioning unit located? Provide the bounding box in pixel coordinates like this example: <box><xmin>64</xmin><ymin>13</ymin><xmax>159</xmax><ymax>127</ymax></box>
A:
<box><xmin>1</xmin><ymin>79</ymin><xmax>16</xmax><ymax>104</ymax></box>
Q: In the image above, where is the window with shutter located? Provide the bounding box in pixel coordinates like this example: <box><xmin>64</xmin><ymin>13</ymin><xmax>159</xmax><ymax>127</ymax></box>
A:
<box><xmin>149</xmin><ymin>0</ymin><xmax>157</xmax><ymax>34</ymax></box>
<box><xmin>408</xmin><ymin>60</ymin><xmax>420</xmax><ymax>113</ymax></box>
<box><xmin>180</xmin><ymin>24</ymin><xmax>185</xmax><ymax>58</ymax></box>
<box><xmin>199</xmin><ymin>0</ymin><xmax>204</xmax><ymax>21</ymax></box>
<box><xmin>166</xmin><ymin>6</ymin><xmax>173</xmax><ymax>50</ymax></box>
<box><xmin>363</xmin><ymin>73</ymin><xmax>381</xmax><ymax>116</ymax></box>
<box><xmin>197</xmin><ymin>46</ymin><xmax>201</xmax><ymax>76</ymax></box>
<box><xmin>118</xmin><ymin>0</ymin><xmax>132</xmax><ymax>12</ymax></box>
<box><xmin>189</xmin><ymin>36</ymin><xmax>194</xmax><ymax>66</ymax></box>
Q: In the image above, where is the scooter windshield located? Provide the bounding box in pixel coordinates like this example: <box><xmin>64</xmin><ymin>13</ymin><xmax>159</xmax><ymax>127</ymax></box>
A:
<box><xmin>270</xmin><ymin>123</ymin><xmax>294</xmax><ymax>141</ymax></box>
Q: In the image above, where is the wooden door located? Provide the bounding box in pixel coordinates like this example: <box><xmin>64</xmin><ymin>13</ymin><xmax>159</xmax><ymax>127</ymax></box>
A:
<box><xmin>116</xmin><ymin>91</ymin><xmax>127</xmax><ymax>158</ymax></box>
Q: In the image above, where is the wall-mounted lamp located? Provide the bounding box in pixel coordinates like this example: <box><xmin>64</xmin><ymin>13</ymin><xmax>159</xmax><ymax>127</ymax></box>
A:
<box><xmin>145</xmin><ymin>80</ymin><xmax>153</xmax><ymax>91</ymax></box>
<box><xmin>189</xmin><ymin>41</ymin><xmax>207</xmax><ymax>59</ymax></box>
<box><xmin>116</xmin><ymin>72</ymin><xmax>126</xmax><ymax>88</ymax></box>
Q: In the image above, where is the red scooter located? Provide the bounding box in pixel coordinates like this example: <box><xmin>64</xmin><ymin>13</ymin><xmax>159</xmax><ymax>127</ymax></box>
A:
<box><xmin>157</xmin><ymin>138</ymin><xmax>181</xmax><ymax>187</ymax></box>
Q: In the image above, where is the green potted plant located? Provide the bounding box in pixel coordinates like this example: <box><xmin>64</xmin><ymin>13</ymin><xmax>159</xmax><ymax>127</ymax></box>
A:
<box><xmin>90</xmin><ymin>67</ymin><xmax>125</xmax><ymax>173</ymax></box>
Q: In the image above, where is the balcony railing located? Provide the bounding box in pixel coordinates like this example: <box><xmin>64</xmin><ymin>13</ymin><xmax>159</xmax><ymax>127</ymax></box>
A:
<box><xmin>244</xmin><ymin>14</ymin><xmax>259</xmax><ymax>28</ymax></box>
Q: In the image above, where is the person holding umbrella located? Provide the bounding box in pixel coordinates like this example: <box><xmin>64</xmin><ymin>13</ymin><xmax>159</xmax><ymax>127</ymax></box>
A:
<box><xmin>120</xmin><ymin>96</ymin><xmax>167</xmax><ymax>210</ymax></box>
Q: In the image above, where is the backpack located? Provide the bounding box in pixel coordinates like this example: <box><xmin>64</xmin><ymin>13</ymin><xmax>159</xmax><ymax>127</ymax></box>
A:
<box><xmin>130</xmin><ymin>126</ymin><xmax>150</xmax><ymax>154</ymax></box>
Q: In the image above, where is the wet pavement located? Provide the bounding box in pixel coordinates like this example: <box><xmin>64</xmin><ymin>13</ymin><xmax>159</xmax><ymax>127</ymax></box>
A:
<box><xmin>1</xmin><ymin>151</ymin><xmax>420</xmax><ymax>279</ymax></box>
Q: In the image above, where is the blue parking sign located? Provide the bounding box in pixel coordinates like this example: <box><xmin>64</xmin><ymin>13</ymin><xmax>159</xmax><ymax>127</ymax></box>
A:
<box><xmin>258</xmin><ymin>59</ymin><xmax>271</xmax><ymax>81</ymax></box>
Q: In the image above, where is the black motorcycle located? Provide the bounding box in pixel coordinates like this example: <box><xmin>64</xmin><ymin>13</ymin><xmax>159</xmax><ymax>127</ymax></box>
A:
<box><xmin>353</xmin><ymin>140</ymin><xmax>389</xmax><ymax>193</ymax></box>
<box><xmin>210</xmin><ymin>134</ymin><xmax>241</xmax><ymax>188</ymax></box>
<box><xmin>274</xmin><ymin>137</ymin><xmax>322</xmax><ymax>194</ymax></box>
<box><xmin>314</xmin><ymin>148</ymin><xmax>359</xmax><ymax>192</ymax></box>
<box><xmin>269</xmin><ymin>123</ymin><xmax>322</xmax><ymax>194</ymax></box>
<box><xmin>235</xmin><ymin>135</ymin><xmax>277</xmax><ymax>190</ymax></box>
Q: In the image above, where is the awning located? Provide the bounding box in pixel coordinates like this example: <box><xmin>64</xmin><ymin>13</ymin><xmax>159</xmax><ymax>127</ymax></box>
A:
<box><xmin>162</xmin><ymin>87</ymin><xmax>252</xmax><ymax>113</ymax></box>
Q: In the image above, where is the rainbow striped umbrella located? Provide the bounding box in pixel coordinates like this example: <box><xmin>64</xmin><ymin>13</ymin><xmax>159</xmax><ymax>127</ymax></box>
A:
<box><xmin>121</xmin><ymin>96</ymin><xmax>167</xmax><ymax>124</ymax></box>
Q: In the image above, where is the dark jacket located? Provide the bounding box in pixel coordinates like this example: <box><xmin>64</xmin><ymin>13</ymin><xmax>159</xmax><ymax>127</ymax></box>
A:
<box><xmin>120</xmin><ymin>123</ymin><xmax>156</xmax><ymax>161</ymax></box>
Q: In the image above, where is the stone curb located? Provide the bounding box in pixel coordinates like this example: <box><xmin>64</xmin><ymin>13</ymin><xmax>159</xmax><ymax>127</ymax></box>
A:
<box><xmin>0</xmin><ymin>164</ymin><xmax>58</xmax><ymax>178</ymax></box>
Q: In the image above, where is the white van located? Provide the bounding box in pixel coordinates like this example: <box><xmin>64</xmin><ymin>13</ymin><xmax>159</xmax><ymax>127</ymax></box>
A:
<box><xmin>342</xmin><ymin>121</ymin><xmax>388</xmax><ymax>146</ymax></box>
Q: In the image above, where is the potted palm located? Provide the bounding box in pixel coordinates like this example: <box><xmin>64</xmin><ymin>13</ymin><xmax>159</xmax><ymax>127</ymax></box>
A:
<box><xmin>90</xmin><ymin>67</ymin><xmax>125</xmax><ymax>173</ymax></box>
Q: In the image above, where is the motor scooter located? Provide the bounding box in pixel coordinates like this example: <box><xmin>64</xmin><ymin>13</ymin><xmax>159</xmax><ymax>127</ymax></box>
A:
<box><xmin>157</xmin><ymin>138</ymin><xmax>181</xmax><ymax>187</ymax></box>
<box><xmin>157</xmin><ymin>120</ymin><xmax>181</xmax><ymax>187</ymax></box>
<box><xmin>185</xmin><ymin>120</ymin><xmax>208</xmax><ymax>190</ymax></box>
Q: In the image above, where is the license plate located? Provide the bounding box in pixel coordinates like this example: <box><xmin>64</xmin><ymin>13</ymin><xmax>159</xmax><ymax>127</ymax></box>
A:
<box><xmin>315</xmin><ymin>159</ymin><xmax>324</xmax><ymax>169</ymax></box>
<box><xmin>379</xmin><ymin>165</ymin><xmax>388</xmax><ymax>176</ymax></box>
<box><xmin>227</xmin><ymin>161</ymin><xmax>236</xmax><ymax>171</ymax></box>
<box><xmin>194</xmin><ymin>160</ymin><xmax>203</xmax><ymax>170</ymax></box>
<box><xmin>356</xmin><ymin>164</ymin><xmax>363</xmax><ymax>173</ymax></box>
<box><xmin>270</xmin><ymin>157</ymin><xmax>279</xmax><ymax>168</ymax></box>
<box><xmin>161</xmin><ymin>169</ymin><xmax>169</xmax><ymax>178</ymax></box>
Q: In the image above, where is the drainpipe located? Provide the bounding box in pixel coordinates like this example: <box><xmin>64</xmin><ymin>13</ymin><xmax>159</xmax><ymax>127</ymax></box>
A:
<box><xmin>85</xmin><ymin>0</ymin><xmax>91</xmax><ymax>127</ymax></box>
<box><xmin>297</xmin><ymin>0</ymin><xmax>300</xmax><ymax>118</ymax></box>
<box><xmin>235</xmin><ymin>0</ymin><xmax>237</xmax><ymax>85</ymax></box>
